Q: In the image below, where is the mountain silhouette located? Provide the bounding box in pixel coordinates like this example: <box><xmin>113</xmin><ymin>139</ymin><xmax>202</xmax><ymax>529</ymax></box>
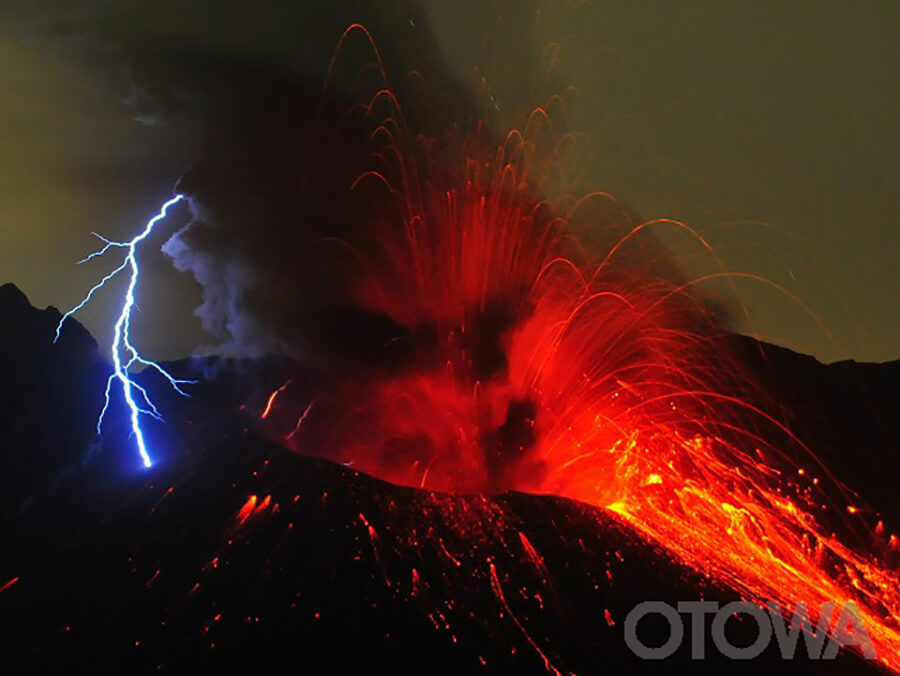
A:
<box><xmin>0</xmin><ymin>282</ymin><xmax>895</xmax><ymax>675</ymax></box>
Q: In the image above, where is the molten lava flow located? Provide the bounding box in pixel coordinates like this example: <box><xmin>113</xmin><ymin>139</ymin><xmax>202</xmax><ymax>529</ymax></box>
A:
<box><xmin>253</xmin><ymin>25</ymin><xmax>900</xmax><ymax>671</ymax></box>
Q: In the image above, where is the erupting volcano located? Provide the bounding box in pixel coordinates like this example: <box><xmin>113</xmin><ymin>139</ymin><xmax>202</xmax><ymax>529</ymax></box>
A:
<box><xmin>218</xmin><ymin>25</ymin><xmax>899</xmax><ymax>670</ymax></box>
<box><xmin>3</xmin><ymin>18</ymin><xmax>899</xmax><ymax>676</ymax></box>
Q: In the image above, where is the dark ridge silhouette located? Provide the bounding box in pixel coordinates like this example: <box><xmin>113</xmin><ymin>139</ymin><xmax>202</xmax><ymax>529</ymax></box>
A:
<box><xmin>0</xmin><ymin>283</ymin><xmax>896</xmax><ymax>675</ymax></box>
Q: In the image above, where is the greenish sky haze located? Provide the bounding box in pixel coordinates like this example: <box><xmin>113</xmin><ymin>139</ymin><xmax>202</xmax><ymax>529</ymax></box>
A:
<box><xmin>1</xmin><ymin>1</ymin><xmax>897</xmax><ymax>362</ymax></box>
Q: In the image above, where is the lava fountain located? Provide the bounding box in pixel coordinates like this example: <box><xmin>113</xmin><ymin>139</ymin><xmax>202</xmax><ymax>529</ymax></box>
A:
<box><xmin>188</xmin><ymin>25</ymin><xmax>900</xmax><ymax>670</ymax></box>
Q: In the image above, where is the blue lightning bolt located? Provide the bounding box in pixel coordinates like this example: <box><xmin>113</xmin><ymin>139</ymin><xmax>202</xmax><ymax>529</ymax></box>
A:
<box><xmin>55</xmin><ymin>194</ymin><xmax>193</xmax><ymax>468</ymax></box>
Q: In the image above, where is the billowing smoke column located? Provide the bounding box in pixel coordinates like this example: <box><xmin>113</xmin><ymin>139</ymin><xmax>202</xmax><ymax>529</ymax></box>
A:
<box><xmin>56</xmin><ymin>195</ymin><xmax>193</xmax><ymax>467</ymax></box>
<box><xmin>163</xmin><ymin>25</ymin><xmax>722</xmax><ymax>492</ymax></box>
<box><xmin>165</xmin><ymin>26</ymin><xmax>900</xmax><ymax>670</ymax></box>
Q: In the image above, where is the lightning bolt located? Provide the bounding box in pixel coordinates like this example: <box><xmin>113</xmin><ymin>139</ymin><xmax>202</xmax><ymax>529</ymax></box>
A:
<box><xmin>55</xmin><ymin>194</ymin><xmax>194</xmax><ymax>468</ymax></box>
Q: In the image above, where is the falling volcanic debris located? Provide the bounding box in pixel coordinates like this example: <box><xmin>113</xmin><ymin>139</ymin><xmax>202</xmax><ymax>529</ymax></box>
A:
<box><xmin>145</xmin><ymin>24</ymin><xmax>900</xmax><ymax>671</ymax></box>
<box><xmin>7</xmin><ymin>11</ymin><xmax>893</xmax><ymax>672</ymax></box>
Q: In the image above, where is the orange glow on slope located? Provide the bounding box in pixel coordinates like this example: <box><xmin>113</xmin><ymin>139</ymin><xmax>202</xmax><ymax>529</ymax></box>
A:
<box><xmin>257</xmin><ymin>25</ymin><xmax>900</xmax><ymax>671</ymax></box>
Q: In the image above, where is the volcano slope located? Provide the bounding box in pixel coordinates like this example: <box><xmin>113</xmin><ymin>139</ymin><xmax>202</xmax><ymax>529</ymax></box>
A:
<box><xmin>0</xmin><ymin>282</ymin><xmax>897</xmax><ymax>675</ymax></box>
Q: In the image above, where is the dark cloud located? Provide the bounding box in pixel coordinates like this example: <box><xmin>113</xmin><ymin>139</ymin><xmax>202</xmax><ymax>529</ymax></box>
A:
<box><xmin>5</xmin><ymin>0</ymin><xmax>896</xmax><ymax>365</ymax></box>
<box><xmin>154</xmin><ymin>10</ymin><xmax>476</xmax><ymax>359</ymax></box>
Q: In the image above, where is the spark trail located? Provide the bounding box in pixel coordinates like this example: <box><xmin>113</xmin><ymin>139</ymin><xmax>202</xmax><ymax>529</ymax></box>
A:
<box><xmin>55</xmin><ymin>194</ymin><xmax>192</xmax><ymax>468</ymax></box>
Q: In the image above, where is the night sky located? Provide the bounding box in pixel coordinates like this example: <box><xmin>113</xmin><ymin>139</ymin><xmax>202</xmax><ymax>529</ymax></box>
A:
<box><xmin>1</xmin><ymin>0</ymin><xmax>897</xmax><ymax>363</ymax></box>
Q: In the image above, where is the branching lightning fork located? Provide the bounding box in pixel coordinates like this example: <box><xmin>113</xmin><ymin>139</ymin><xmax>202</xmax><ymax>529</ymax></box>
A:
<box><xmin>55</xmin><ymin>194</ymin><xmax>193</xmax><ymax>468</ymax></box>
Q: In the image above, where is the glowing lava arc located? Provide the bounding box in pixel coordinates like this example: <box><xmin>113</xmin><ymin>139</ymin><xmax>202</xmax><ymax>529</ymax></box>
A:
<box><xmin>245</xmin><ymin>23</ymin><xmax>900</xmax><ymax>669</ymax></box>
<box><xmin>54</xmin><ymin>194</ymin><xmax>193</xmax><ymax>468</ymax></box>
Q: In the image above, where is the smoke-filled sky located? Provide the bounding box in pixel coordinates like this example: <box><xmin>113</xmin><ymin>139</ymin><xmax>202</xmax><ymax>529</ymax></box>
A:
<box><xmin>1</xmin><ymin>0</ymin><xmax>897</xmax><ymax>363</ymax></box>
